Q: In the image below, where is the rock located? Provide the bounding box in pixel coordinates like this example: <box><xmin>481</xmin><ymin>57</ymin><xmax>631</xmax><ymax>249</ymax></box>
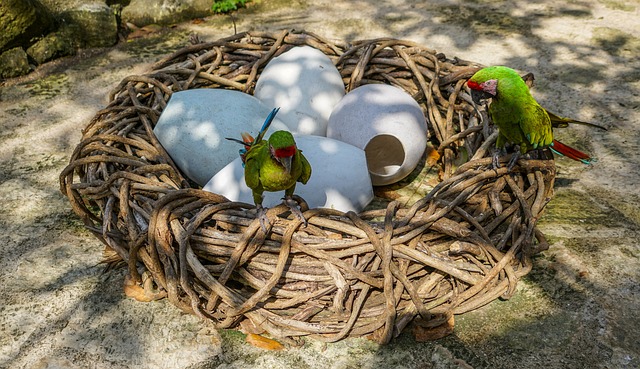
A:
<box><xmin>0</xmin><ymin>47</ymin><xmax>31</xmax><ymax>78</ymax></box>
<box><xmin>0</xmin><ymin>0</ymin><xmax>55</xmax><ymax>53</ymax></box>
<box><xmin>204</xmin><ymin>135</ymin><xmax>374</xmax><ymax>213</ymax></box>
<box><xmin>26</xmin><ymin>31</ymin><xmax>75</xmax><ymax>65</ymax></box>
<box><xmin>121</xmin><ymin>0</ymin><xmax>212</xmax><ymax>27</ymax></box>
<box><xmin>153</xmin><ymin>89</ymin><xmax>289</xmax><ymax>186</ymax></box>
<box><xmin>254</xmin><ymin>46</ymin><xmax>346</xmax><ymax>136</ymax></box>
<box><xmin>106</xmin><ymin>0</ymin><xmax>132</xmax><ymax>5</ymax></box>
<box><xmin>60</xmin><ymin>3</ymin><xmax>118</xmax><ymax>48</ymax></box>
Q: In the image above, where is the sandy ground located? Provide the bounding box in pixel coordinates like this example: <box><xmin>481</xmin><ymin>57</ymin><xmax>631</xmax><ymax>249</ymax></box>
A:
<box><xmin>1</xmin><ymin>1</ymin><xmax>639</xmax><ymax>368</ymax></box>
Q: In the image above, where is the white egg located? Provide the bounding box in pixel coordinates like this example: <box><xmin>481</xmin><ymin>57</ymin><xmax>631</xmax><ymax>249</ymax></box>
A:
<box><xmin>254</xmin><ymin>46</ymin><xmax>346</xmax><ymax>136</ymax></box>
<box><xmin>153</xmin><ymin>89</ymin><xmax>288</xmax><ymax>186</ymax></box>
<box><xmin>203</xmin><ymin>135</ymin><xmax>374</xmax><ymax>213</ymax></box>
<box><xmin>327</xmin><ymin>84</ymin><xmax>428</xmax><ymax>186</ymax></box>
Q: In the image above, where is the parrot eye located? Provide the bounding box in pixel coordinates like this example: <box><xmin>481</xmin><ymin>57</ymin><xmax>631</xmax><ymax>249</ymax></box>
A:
<box><xmin>482</xmin><ymin>79</ymin><xmax>498</xmax><ymax>97</ymax></box>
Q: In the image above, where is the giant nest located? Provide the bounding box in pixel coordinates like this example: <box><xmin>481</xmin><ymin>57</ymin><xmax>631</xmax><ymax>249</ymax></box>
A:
<box><xmin>60</xmin><ymin>30</ymin><xmax>555</xmax><ymax>344</ymax></box>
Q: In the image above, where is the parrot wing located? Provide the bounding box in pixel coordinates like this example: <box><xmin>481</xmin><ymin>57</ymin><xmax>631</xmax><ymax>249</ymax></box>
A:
<box><xmin>519</xmin><ymin>103</ymin><xmax>554</xmax><ymax>149</ymax></box>
<box><xmin>298</xmin><ymin>152</ymin><xmax>312</xmax><ymax>185</ymax></box>
<box><xmin>244</xmin><ymin>142</ymin><xmax>267</xmax><ymax>191</ymax></box>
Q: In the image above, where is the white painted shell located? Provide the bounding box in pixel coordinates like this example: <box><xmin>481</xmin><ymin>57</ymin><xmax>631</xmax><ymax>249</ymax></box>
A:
<box><xmin>203</xmin><ymin>135</ymin><xmax>373</xmax><ymax>213</ymax></box>
<box><xmin>327</xmin><ymin>84</ymin><xmax>428</xmax><ymax>186</ymax></box>
<box><xmin>254</xmin><ymin>46</ymin><xmax>346</xmax><ymax>136</ymax></box>
<box><xmin>153</xmin><ymin>89</ymin><xmax>288</xmax><ymax>186</ymax></box>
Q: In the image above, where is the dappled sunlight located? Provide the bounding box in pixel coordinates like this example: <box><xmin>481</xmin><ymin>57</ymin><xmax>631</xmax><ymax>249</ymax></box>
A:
<box><xmin>1</xmin><ymin>0</ymin><xmax>639</xmax><ymax>367</ymax></box>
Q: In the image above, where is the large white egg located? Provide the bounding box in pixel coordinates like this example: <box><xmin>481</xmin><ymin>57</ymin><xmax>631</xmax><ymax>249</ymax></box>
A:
<box><xmin>153</xmin><ymin>89</ymin><xmax>288</xmax><ymax>186</ymax></box>
<box><xmin>254</xmin><ymin>46</ymin><xmax>346</xmax><ymax>136</ymax></box>
<box><xmin>203</xmin><ymin>135</ymin><xmax>373</xmax><ymax>213</ymax></box>
<box><xmin>327</xmin><ymin>84</ymin><xmax>428</xmax><ymax>186</ymax></box>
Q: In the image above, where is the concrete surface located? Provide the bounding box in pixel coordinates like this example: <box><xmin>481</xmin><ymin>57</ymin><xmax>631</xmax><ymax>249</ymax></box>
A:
<box><xmin>0</xmin><ymin>0</ymin><xmax>639</xmax><ymax>368</ymax></box>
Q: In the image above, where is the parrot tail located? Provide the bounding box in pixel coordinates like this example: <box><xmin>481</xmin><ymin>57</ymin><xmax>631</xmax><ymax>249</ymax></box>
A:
<box><xmin>225</xmin><ymin>107</ymin><xmax>280</xmax><ymax>148</ymax></box>
<box><xmin>546</xmin><ymin>110</ymin><xmax>608</xmax><ymax>131</ymax></box>
<box><xmin>254</xmin><ymin>107</ymin><xmax>280</xmax><ymax>144</ymax></box>
<box><xmin>550</xmin><ymin>139</ymin><xmax>593</xmax><ymax>164</ymax></box>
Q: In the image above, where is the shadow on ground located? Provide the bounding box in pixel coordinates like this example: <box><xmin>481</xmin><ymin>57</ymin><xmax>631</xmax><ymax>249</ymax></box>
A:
<box><xmin>1</xmin><ymin>0</ymin><xmax>639</xmax><ymax>368</ymax></box>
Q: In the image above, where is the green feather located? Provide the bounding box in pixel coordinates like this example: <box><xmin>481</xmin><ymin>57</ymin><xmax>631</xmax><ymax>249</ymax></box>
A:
<box><xmin>243</xmin><ymin>130</ymin><xmax>311</xmax><ymax>206</ymax></box>
<box><xmin>268</xmin><ymin>130</ymin><xmax>296</xmax><ymax>149</ymax></box>
<box><xmin>469</xmin><ymin>66</ymin><xmax>553</xmax><ymax>154</ymax></box>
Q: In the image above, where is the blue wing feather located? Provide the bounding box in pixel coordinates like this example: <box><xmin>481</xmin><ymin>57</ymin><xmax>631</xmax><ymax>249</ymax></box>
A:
<box><xmin>225</xmin><ymin>107</ymin><xmax>280</xmax><ymax>166</ymax></box>
<box><xmin>254</xmin><ymin>107</ymin><xmax>280</xmax><ymax>144</ymax></box>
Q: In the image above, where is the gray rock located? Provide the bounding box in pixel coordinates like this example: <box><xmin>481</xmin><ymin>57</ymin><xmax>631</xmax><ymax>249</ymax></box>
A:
<box><xmin>0</xmin><ymin>47</ymin><xmax>31</xmax><ymax>78</ymax></box>
<box><xmin>0</xmin><ymin>0</ymin><xmax>55</xmax><ymax>52</ymax></box>
<box><xmin>26</xmin><ymin>31</ymin><xmax>76</xmax><ymax>65</ymax></box>
<box><xmin>121</xmin><ymin>0</ymin><xmax>211</xmax><ymax>26</ymax></box>
<box><xmin>106</xmin><ymin>0</ymin><xmax>132</xmax><ymax>5</ymax></box>
<box><xmin>60</xmin><ymin>3</ymin><xmax>118</xmax><ymax>48</ymax></box>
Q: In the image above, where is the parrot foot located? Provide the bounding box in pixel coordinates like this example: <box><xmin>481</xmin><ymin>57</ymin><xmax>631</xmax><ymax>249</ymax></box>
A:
<box><xmin>506</xmin><ymin>151</ymin><xmax>521</xmax><ymax>171</ymax></box>
<box><xmin>491</xmin><ymin>149</ymin><xmax>502</xmax><ymax>170</ymax></box>
<box><xmin>492</xmin><ymin>148</ymin><xmax>521</xmax><ymax>171</ymax></box>
<box><xmin>283</xmin><ymin>196</ymin><xmax>308</xmax><ymax>227</ymax></box>
<box><xmin>256</xmin><ymin>204</ymin><xmax>270</xmax><ymax>233</ymax></box>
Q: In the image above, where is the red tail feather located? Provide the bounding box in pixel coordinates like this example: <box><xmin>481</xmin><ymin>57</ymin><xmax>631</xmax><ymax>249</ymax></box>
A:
<box><xmin>550</xmin><ymin>139</ymin><xmax>592</xmax><ymax>164</ymax></box>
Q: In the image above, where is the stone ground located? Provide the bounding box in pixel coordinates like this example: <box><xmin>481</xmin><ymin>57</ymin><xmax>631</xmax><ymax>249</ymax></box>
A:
<box><xmin>1</xmin><ymin>0</ymin><xmax>639</xmax><ymax>368</ymax></box>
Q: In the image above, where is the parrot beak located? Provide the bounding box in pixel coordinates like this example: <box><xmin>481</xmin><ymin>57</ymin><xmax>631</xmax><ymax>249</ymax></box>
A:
<box><xmin>470</xmin><ymin>89</ymin><xmax>494</xmax><ymax>105</ymax></box>
<box><xmin>279</xmin><ymin>155</ymin><xmax>293</xmax><ymax>174</ymax></box>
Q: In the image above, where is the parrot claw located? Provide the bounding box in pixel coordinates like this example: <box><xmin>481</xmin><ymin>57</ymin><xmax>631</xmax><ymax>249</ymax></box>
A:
<box><xmin>256</xmin><ymin>204</ymin><xmax>270</xmax><ymax>233</ymax></box>
<box><xmin>283</xmin><ymin>196</ymin><xmax>307</xmax><ymax>227</ymax></box>
<box><xmin>491</xmin><ymin>148</ymin><xmax>520</xmax><ymax>171</ymax></box>
<box><xmin>491</xmin><ymin>150</ymin><xmax>502</xmax><ymax>170</ymax></box>
<box><xmin>506</xmin><ymin>151</ymin><xmax>521</xmax><ymax>171</ymax></box>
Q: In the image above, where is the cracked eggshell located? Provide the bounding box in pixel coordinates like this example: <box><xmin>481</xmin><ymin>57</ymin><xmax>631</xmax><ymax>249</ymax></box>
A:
<box><xmin>203</xmin><ymin>135</ymin><xmax>374</xmax><ymax>213</ymax></box>
<box><xmin>327</xmin><ymin>84</ymin><xmax>428</xmax><ymax>186</ymax></box>
<box><xmin>153</xmin><ymin>89</ymin><xmax>288</xmax><ymax>186</ymax></box>
<box><xmin>254</xmin><ymin>46</ymin><xmax>346</xmax><ymax>136</ymax></box>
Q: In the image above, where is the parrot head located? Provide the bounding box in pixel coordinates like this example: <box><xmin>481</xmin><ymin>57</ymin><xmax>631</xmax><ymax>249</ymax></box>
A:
<box><xmin>467</xmin><ymin>66</ymin><xmax>527</xmax><ymax>105</ymax></box>
<box><xmin>268</xmin><ymin>130</ymin><xmax>298</xmax><ymax>174</ymax></box>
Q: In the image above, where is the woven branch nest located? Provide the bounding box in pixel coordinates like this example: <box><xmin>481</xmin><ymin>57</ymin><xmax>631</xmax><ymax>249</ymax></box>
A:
<box><xmin>60</xmin><ymin>30</ymin><xmax>556</xmax><ymax>344</ymax></box>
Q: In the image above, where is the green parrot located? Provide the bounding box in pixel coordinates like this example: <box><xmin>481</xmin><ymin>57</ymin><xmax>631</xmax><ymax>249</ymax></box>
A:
<box><xmin>466</xmin><ymin>66</ymin><xmax>604</xmax><ymax>169</ymax></box>
<box><xmin>227</xmin><ymin>108</ymin><xmax>312</xmax><ymax>230</ymax></box>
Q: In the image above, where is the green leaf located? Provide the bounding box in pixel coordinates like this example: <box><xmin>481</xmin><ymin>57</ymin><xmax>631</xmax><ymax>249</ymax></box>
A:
<box><xmin>211</xmin><ymin>0</ymin><xmax>251</xmax><ymax>14</ymax></box>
